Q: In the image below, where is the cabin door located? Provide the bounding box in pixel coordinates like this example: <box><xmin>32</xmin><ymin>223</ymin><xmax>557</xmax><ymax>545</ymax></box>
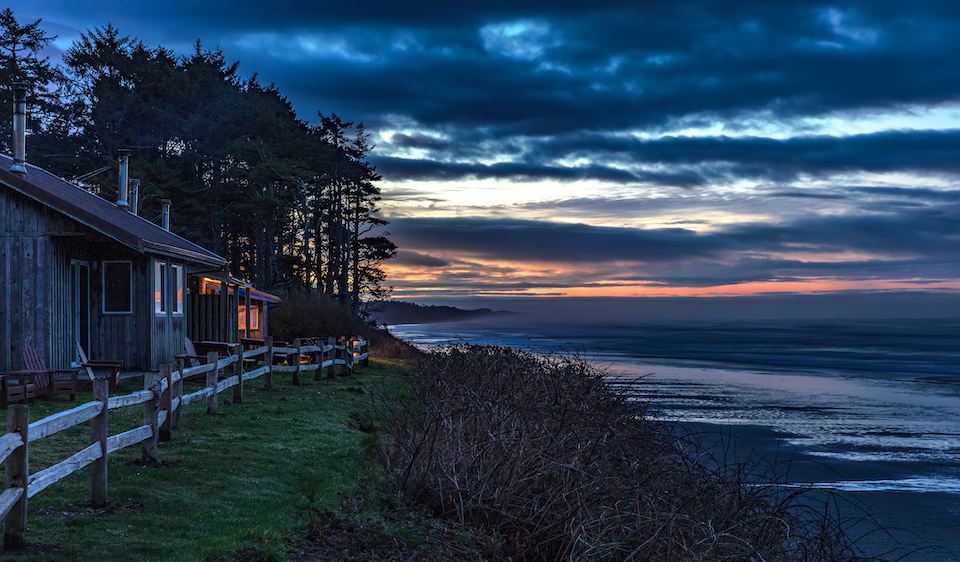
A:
<box><xmin>71</xmin><ymin>260</ymin><xmax>91</xmax><ymax>364</ymax></box>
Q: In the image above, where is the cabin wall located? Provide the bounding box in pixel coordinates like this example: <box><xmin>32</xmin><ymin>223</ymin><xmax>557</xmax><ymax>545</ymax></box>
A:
<box><xmin>1</xmin><ymin>185</ymin><xmax>195</xmax><ymax>372</ymax></box>
<box><xmin>149</xmin><ymin>258</ymin><xmax>188</xmax><ymax>370</ymax></box>
<box><xmin>92</xmin><ymin>257</ymin><xmax>151</xmax><ymax>370</ymax></box>
<box><xmin>0</xmin><ymin>188</ymin><xmax>75</xmax><ymax>371</ymax></box>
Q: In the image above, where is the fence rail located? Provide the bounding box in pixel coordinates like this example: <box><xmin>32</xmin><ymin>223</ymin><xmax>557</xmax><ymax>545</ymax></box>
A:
<box><xmin>0</xmin><ymin>334</ymin><xmax>369</xmax><ymax>551</ymax></box>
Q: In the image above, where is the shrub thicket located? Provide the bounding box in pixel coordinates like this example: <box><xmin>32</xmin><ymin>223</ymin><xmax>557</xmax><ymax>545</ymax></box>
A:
<box><xmin>367</xmin><ymin>328</ymin><xmax>422</xmax><ymax>360</ymax></box>
<box><xmin>269</xmin><ymin>292</ymin><xmax>367</xmax><ymax>342</ymax></box>
<box><xmin>380</xmin><ymin>344</ymin><xmax>886</xmax><ymax>562</ymax></box>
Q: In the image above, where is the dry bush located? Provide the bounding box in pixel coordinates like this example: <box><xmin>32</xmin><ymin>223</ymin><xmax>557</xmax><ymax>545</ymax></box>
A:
<box><xmin>270</xmin><ymin>292</ymin><xmax>367</xmax><ymax>342</ymax></box>
<box><xmin>368</xmin><ymin>328</ymin><xmax>422</xmax><ymax>360</ymax></box>
<box><xmin>379</xmin><ymin>344</ymin><xmax>888</xmax><ymax>562</ymax></box>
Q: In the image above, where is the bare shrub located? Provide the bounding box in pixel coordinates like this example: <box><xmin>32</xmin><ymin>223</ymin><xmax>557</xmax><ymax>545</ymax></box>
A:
<box><xmin>379</xmin><ymin>344</ymin><xmax>888</xmax><ymax>562</ymax></box>
<box><xmin>368</xmin><ymin>328</ymin><xmax>422</xmax><ymax>360</ymax></box>
<box><xmin>270</xmin><ymin>292</ymin><xmax>366</xmax><ymax>342</ymax></box>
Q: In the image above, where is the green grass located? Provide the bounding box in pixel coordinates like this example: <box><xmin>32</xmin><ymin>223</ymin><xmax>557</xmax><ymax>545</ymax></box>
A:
<box><xmin>0</xmin><ymin>357</ymin><xmax>410</xmax><ymax>561</ymax></box>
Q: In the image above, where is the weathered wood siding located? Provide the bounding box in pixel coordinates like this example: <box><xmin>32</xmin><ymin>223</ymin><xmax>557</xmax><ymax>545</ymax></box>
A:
<box><xmin>3</xmin><ymin>185</ymin><xmax>230</xmax><ymax>372</ymax></box>
<box><xmin>149</xmin><ymin>259</ymin><xmax>188</xmax><ymax>370</ymax></box>
<box><xmin>2</xmin><ymin>186</ymin><xmax>160</xmax><ymax>371</ymax></box>
<box><xmin>91</xmin><ymin>256</ymin><xmax>150</xmax><ymax>371</ymax></box>
<box><xmin>0</xmin><ymin>188</ymin><xmax>74</xmax><ymax>371</ymax></box>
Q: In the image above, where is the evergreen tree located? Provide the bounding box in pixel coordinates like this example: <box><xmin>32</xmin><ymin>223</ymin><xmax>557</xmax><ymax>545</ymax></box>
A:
<box><xmin>5</xmin><ymin>12</ymin><xmax>396</xmax><ymax>321</ymax></box>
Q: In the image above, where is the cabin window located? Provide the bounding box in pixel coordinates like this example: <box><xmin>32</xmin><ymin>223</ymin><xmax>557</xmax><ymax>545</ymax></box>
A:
<box><xmin>172</xmin><ymin>265</ymin><xmax>185</xmax><ymax>315</ymax></box>
<box><xmin>238</xmin><ymin>305</ymin><xmax>259</xmax><ymax>331</ymax></box>
<box><xmin>102</xmin><ymin>261</ymin><xmax>133</xmax><ymax>314</ymax></box>
<box><xmin>154</xmin><ymin>260</ymin><xmax>167</xmax><ymax>315</ymax></box>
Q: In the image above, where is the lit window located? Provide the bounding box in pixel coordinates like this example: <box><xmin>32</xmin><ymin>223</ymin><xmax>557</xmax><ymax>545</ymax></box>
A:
<box><xmin>154</xmin><ymin>260</ymin><xmax>167</xmax><ymax>315</ymax></box>
<box><xmin>172</xmin><ymin>265</ymin><xmax>185</xmax><ymax>315</ymax></box>
<box><xmin>238</xmin><ymin>306</ymin><xmax>259</xmax><ymax>330</ymax></box>
<box><xmin>103</xmin><ymin>261</ymin><xmax>133</xmax><ymax>314</ymax></box>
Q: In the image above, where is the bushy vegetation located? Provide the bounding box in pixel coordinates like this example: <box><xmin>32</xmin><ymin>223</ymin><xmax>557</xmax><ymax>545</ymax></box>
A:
<box><xmin>269</xmin><ymin>291</ymin><xmax>368</xmax><ymax>342</ymax></box>
<box><xmin>367</xmin><ymin>328</ymin><xmax>422</xmax><ymax>360</ymax></box>
<box><xmin>380</xmin><ymin>344</ymin><xmax>886</xmax><ymax>561</ymax></box>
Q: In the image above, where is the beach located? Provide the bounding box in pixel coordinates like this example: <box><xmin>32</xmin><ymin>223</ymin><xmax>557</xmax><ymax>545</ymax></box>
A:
<box><xmin>609</xmin><ymin>361</ymin><xmax>960</xmax><ymax>561</ymax></box>
<box><xmin>679</xmin><ymin>421</ymin><xmax>960</xmax><ymax>561</ymax></box>
<box><xmin>390</xmin><ymin>318</ymin><xmax>960</xmax><ymax>560</ymax></box>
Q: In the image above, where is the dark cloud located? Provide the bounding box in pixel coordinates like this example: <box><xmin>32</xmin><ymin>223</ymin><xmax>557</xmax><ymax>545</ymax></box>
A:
<box><xmin>391</xmin><ymin>206</ymin><xmax>960</xmax><ymax>264</ymax></box>
<box><xmin>387</xmin><ymin>206</ymin><xmax>960</xmax><ymax>288</ymax></box>
<box><xmin>378</xmin><ymin>129</ymin><xmax>960</xmax><ymax>184</ymax></box>
<box><xmin>854</xmin><ymin>186</ymin><xmax>960</xmax><ymax>201</ymax></box>
<box><xmin>769</xmin><ymin>191</ymin><xmax>848</xmax><ymax>200</ymax></box>
<box><xmin>10</xmin><ymin>0</ymin><xmax>960</xmax><ymax>296</ymax></box>
<box><xmin>393</xmin><ymin>250</ymin><xmax>450</xmax><ymax>267</ymax></box>
<box><xmin>19</xmin><ymin>1</ymin><xmax>960</xmax><ymax>139</ymax></box>
<box><xmin>372</xmin><ymin>155</ymin><xmax>707</xmax><ymax>187</ymax></box>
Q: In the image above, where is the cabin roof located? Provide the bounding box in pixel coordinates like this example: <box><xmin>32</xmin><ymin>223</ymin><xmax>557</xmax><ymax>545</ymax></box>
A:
<box><xmin>0</xmin><ymin>155</ymin><xmax>227</xmax><ymax>269</ymax></box>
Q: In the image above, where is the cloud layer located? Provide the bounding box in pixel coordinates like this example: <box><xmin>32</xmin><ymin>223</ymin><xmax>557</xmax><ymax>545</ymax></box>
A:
<box><xmin>11</xmin><ymin>0</ymin><xmax>960</xmax><ymax>299</ymax></box>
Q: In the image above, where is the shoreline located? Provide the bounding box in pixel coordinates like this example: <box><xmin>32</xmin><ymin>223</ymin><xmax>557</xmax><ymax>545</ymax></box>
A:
<box><xmin>389</xmin><ymin>325</ymin><xmax>960</xmax><ymax>559</ymax></box>
<box><xmin>607</xmin><ymin>358</ymin><xmax>960</xmax><ymax>561</ymax></box>
<box><xmin>674</xmin><ymin>420</ymin><xmax>960</xmax><ymax>561</ymax></box>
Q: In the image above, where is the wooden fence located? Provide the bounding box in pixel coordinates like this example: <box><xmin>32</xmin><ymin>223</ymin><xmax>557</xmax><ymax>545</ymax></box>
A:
<box><xmin>0</xmin><ymin>335</ymin><xmax>369</xmax><ymax>550</ymax></box>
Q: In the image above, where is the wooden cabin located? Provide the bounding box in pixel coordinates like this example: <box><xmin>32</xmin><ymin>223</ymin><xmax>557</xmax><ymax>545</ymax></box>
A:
<box><xmin>0</xmin><ymin>154</ymin><xmax>232</xmax><ymax>371</ymax></box>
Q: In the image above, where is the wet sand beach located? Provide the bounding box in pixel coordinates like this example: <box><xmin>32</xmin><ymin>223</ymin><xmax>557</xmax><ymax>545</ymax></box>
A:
<box><xmin>680</xmin><ymin>421</ymin><xmax>960</xmax><ymax>561</ymax></box>
<box><xmin>390</xmin><ymin>319</ymin><xmax>960</xmax><ymax>560</ymax></box>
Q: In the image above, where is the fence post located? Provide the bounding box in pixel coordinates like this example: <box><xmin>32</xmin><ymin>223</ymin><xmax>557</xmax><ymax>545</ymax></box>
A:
<box><xmin>159</xmin><ymin>364</ymin><xmax>173</xmax><ymax>441</ymax></box>
<box><xmin>173</xmin><ymin>358</ymin><xmax>184</xmax><ymax>430</ymax></box>
<box><xmin>91</xmin><ymin>378</ymin><xmax>109</xmax><ymax>507</ymax></box>
<box><xmin>292</xmin><ymin>338</ymin><xmax>302</xmax><ymax>386</ymax></box>
<box><xmin>4</xmin><ymin>405</ymin><xmax>29</xmax><ymax>550</ymax></box>
<box><xmin>143</xmin><ymin>370</ymin><xmax>161</xmax><ymax>462</ymax></box>
<box><xmin>206</xmin><ymin>351</ymin><xmax>218</xmax><ymax>415</ymax></box>
<box><xmin>313</xmin><ymin>338</ymin><xmax>323</xmax><ymax>381</ymax></box>
<box><xmin>326</xmin><ymin>337</ymin><xmax>335</xmax><ymax>379</ymax></box>
<box><xmin>339</xmin><ymin>337</ymin><xmax>350</xmax><ymax>377</ymax></box>
<box><xmin>265</xmin><ymin>336</ymin><xmax>274</xmax><ymax>390</ymax></box>
<box><xmin>232</xmin><ymin>343</ymin><xmax>244</xmax><ymax>404</ymax></box>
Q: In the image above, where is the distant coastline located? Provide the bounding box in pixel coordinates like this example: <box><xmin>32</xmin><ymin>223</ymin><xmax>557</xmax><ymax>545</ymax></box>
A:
<box><xmin>371</xmin><ymin>300</ymin><xmax>516</xmax><ymax>325</ymax></box>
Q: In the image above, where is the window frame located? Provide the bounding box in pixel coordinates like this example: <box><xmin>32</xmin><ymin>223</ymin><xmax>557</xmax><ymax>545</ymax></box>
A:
<box><xmin>154</xmin><ymin>260</ymin><xmax>167</xmax><ymax>316</ymax></box>
<box><xmin>172</xmin><ymin>264</ymin><xmax>185</xmax><ymax>316</ymax></box>
<box><xmin>238</xmin><ymin>304</ymin><xmax>259</xmax><ymax>331</ymax></box>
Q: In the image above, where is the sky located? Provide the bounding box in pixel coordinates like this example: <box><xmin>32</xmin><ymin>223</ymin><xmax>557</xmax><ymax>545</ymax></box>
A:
<box><xmin>9</xmin><ymin>1</ymin><xmax>960</xmax><ymax>312</ymax></box>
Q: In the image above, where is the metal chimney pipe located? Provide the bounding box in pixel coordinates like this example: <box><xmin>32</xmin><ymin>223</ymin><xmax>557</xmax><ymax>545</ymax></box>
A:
<box><xmin>11</xmin><ymin>83</ymin><xmax>27</xmax><ymax>175</ymax></box>
<box><xmin>129</xmin><ymin>179</ymin><xmax>140</xmax><ymax>215</ymax></box>
<box><xmin>116</xmin><ymin>149</ymin><xmax>130</xmax><ymax>210</ymax></box>
<box><xmin>161</xmin><ymin>199</ymin><xmax>171</xmax><ymax>230</ymax></box>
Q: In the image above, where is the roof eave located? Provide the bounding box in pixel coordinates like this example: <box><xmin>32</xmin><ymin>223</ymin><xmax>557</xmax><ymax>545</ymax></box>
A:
<box><xmin>141</xmin><ymin>240</ymin><xmax>227</xmax><ymax>269</ymax></box>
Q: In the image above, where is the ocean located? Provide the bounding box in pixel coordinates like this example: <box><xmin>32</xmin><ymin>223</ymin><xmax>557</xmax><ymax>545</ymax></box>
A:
<box><xmin>389</xmin><ymin>317</ymin><xmax>960</xmax><ymax>558</ymax></box>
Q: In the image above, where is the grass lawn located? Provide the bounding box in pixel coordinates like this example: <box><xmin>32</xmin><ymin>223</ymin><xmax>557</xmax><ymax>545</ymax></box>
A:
<box><xmin>0</xmin><ymin>357</ymin><xmax>409</xmax><ymax>561</ymax></box>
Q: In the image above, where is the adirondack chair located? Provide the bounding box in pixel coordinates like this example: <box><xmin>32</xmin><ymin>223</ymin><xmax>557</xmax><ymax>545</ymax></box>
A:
<box><xmin>23</xmin><ymin>347</ymin><xmax>80</xmax><ymax>401</ymax></box>
<box><xmin>175</xmin><ymin>337</ymin><xmax>218</xmax><ymax>380</ymax></box>
<box><xmin>76</xmin><ymin>343</ymin><xmax>121</xmax><ymax>392</ymax></box>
